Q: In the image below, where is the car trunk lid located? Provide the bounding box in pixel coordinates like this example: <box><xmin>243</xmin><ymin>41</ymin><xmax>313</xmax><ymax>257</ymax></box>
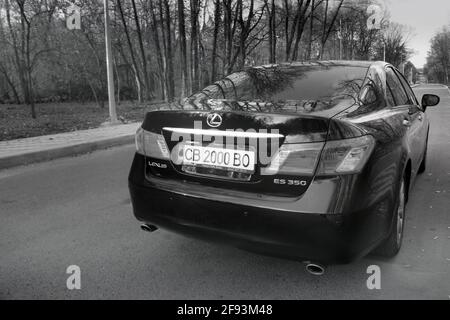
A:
<box><xmin>142</xmin><ymin>110</ymin><xmax>330</xmax><ymax>197</ymax></box>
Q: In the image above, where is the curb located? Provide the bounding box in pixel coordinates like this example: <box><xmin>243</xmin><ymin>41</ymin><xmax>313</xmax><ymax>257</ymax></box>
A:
<box><xmin>0</xmin><ymin>134</ymin><xmax>135</xmax><ymax>171</ymax></box>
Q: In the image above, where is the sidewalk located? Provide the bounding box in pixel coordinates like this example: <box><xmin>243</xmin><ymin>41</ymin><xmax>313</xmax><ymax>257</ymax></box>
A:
<box><xmin>0</xmin><ymin>122</ymin><xmax>140</xmax><ymax>170</ymax></box>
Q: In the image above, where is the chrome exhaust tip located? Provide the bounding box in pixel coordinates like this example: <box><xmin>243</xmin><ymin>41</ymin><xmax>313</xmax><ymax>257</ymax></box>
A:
<box><xmin>140</xmin><ymin>224</ymin><xmax>158</xmax><ymax>233</ymax></box>
<box><xmin>305</xmin><ymin>262</ymin><xmax>325</xmax><ymax>276</ymax></box>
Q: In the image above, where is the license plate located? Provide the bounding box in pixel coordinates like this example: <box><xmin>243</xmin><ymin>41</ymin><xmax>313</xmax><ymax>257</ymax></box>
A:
<box><xmin>182</xmin><ymin>145</ymin><xmax>255</xmax><ymax>172</ymax></box>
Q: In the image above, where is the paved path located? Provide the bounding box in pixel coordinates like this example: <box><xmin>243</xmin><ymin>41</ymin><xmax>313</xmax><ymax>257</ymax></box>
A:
<box><xmin>0</xmin><ymin>123</ymin><xmax>140</xmax><ymax>170</ymax></box>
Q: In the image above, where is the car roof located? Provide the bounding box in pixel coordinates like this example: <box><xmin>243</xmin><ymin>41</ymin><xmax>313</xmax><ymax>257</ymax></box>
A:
<box><xmin>252</xmin><ymin>60</ymin><xmax>388</xmax><ymax>71</ymax></box>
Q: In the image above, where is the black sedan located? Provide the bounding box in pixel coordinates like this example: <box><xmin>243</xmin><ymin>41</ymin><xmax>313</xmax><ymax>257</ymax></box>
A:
<box><xmin>128</xmin><ymin>61</ymin><xmax>440</xmax><ymax>273</ymax></box>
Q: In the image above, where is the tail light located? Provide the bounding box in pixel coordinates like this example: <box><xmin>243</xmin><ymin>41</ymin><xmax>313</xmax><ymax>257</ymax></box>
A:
<box><xmin>135</xmin><ymin>127</ymin><xmax>170</xmax><ymax>159</ymax></box>
<box><xmin>261</xmin><ymin>135</ymin><xmax>375</xmax><ymax>176</ymax></box>
<box><xmin>261</xmin><ymin>142</ymin><xmax>325</xmax><ymax>176</ymax></box>
<box><xmin>316</xmin><ymin>135</ymin><xmax>375</xmax><ymax>175</ymax></box>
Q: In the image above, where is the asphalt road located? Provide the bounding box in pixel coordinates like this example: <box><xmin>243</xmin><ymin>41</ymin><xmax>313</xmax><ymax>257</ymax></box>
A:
<box><xmin>1</xmin><ymin>84</ymin><xmax>449</xmax><ymax>300</ymax></box>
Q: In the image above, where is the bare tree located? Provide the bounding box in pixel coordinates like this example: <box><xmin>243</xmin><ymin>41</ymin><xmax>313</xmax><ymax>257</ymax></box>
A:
<box><xmin>282</xmin><ymin>0</ymin><xmax>313</xmax><ymax>61</ymax></box>
<box><xmin>305</xmin><ymin>0</ymin><xmax>313</xmax><ymax>59</ymax></box>
<box><xmin>211</xmin><ymin>0</ymin><xmax>222</xmax><ymax>82</ymax></box>
<box><xmin>147</xmin><ymin>0</ymin><xmax>167</xmax><ymax>100</ymax></box>
<box><xmin>292</xmin><ymin>0</ymin><xmax>314</xmax><ymax>61</ymax></box>
<box><xmin>177</xmin><ymin>0</ymin><xmax>190</xmax><ymax>97</ymax></box>
<box><xmin>160</xmin><ymin>0</ymin><xmax>175</xmax><ymax>101</ymax></box>
<box><xmin>233</xmin><ymin>0</ymin><xmax>267</xmax><ymax>69</ymax></box>
<box><xmin>0</xmin><ymin>0</ymin><xmax>20</xmax><ymax>103</ymax></box>
<box><xmin>319</xmin><ymin>0</ymin><xmax>344</xmax><ymax>59</ymax></box>
<box><xmin>266</xmin><ymin>0</ymin><xmax>276</xmax><ymax>63</ymax></box>
<box><xmin>131</xmin><ymin>0</ymin><xmax>152</xmax><ymax>99</ymax></box>
<box><xmin>117</xmin><ymin>0</ymin><xmax>144</xmax><ymax>102</ymax></box>
<box><xmin>190</xmin><ymin>0</ymin><xmax>201</xmax><ymax>92</ymax></box>
<box><xmin>426</xmin><ymin>27</ymin><xmax>450</xmax><ymax>84</ymax></box>
<box><xmin>3</xmin><ymin>0</ymin><xmax>57</xmax><ymax>118</ymax></box>
<box><xmin>376</xmin><ymin>23</ymin><xmax>412</xmax><ymax>68</ymax></box>
<box><xmin>0</xmin><ymin>0</ymin><xmax>412</xmax><ymax>110</ymax></box>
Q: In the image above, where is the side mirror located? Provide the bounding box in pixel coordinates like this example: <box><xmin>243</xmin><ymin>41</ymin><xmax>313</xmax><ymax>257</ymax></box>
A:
<box><xmin>359</xmin><ymin>85</ymin><xmax>378</xmax><ymax>105</ymax></box>
<box><xmin>422</xmin><ymin>94</ymin><xmax>440</xmax><ymax>111</ymax></box>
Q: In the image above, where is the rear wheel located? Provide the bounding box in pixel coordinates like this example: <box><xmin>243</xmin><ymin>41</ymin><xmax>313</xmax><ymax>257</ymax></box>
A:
<box><xmin>373</xmin><ymin>175</ymin><xmax>407</xmax><ymax>257</ymax></box>
<box><xmin>418</xmin><ymin>142</ymin><xmax>427</xmax><ymax>174</ymax></box>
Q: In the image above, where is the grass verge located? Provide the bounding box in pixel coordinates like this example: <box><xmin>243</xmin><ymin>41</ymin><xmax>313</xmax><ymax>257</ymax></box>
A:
<box><xmin>0</xmin><ymin>101</ymin><xmax>163</xmax><ymax>141</ymax></box>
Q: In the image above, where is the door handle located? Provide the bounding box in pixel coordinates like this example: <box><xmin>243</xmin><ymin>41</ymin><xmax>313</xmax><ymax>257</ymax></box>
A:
<box><xmin>403</xmin><ymin>119</ymin><xmax>411</xmax><ymax>127</ymax></box>
<box><xmin>418</xmin><ymin>115</ymin><xmax>423</xmax><ymax>121</ymax></box>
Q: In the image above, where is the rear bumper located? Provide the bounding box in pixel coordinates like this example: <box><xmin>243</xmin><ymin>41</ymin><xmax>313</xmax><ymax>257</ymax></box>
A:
<box><xmin>129</xmin><ymin>154</ymin><xmax>396</xmax><ymax>264</ymax></box>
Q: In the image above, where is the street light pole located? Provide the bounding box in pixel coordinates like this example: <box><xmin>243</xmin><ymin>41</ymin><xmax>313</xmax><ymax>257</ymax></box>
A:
<box><xmin>103</xmin><ymin>0</ymin><xmax>118</xmax><ymax>124</ymax></box>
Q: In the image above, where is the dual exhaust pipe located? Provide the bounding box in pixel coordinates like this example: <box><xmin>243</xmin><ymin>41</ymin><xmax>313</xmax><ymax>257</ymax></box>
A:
<box><xmin>140</xmin><ymin>223</ymin><xmax>325</xmax><ymax>275</ymax></box>
<box><xmin>304</xmin><ymin>262</ymin><xmax>326</xmax><ymax>276</ymax></box>
<box><xmin>140</xmin><ymin>224</ymin><xmax>158</xmax><ymax>233</ymax></box>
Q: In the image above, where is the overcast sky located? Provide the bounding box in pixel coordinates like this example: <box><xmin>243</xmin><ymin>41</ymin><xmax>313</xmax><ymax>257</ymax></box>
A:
<box><xmin>386</xmin><ymin>0</ymin><xmax>450</xmax><ymax>68</ymax></box>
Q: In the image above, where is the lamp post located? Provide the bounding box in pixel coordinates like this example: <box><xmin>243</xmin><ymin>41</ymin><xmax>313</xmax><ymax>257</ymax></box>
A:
<box><xmin>103</xmin><ymin>0</ymin><xmax>118</xmax><ymax>124</ymax></box>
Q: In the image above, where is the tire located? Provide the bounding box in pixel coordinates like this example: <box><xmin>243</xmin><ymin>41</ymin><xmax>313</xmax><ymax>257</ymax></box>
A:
<box><xmin>373</xmin><ymin>174</ymin><xmax>407</xmax><ymax>257</ymax></box>
<box><xmin>418</xmin><ymin>141</ymin><xmax>427</xmax><ymax>174</ymax></box>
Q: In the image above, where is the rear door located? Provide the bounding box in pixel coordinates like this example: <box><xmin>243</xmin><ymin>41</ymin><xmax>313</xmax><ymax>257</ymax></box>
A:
<box><xmin>385</xmin><ymin>67</ymin><xmax>422</xmax><ymax>170</ymax></box>
<box><xmin>393</xmin><ymin>68</ymin><xmax>428</xmax><ymax>163</ymax></box>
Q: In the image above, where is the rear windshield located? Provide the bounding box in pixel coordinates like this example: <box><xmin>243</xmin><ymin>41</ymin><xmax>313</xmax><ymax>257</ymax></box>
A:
<box><xmin>188</xmin><ymin>65</ymin><xmax>369</xmax><ymax>112</ymax></box>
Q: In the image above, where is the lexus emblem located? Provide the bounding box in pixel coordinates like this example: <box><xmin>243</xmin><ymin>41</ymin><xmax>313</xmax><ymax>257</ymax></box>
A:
<box><xmin>206</xmin><ymin>113</ymin><xmax>222</xmax><ymax>128</ymax></box>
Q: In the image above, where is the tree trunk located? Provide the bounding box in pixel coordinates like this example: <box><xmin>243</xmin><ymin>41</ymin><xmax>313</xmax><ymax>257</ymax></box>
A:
<box><xmin>291</xmin><ymin>0</ymin><xmax>312</xmax><ymax>61</ymax></box>
<box><xmin>158</xmin><ymin>0</ymin><xmax>174</xmax><ymax>101</ymax></box>
<box><xmin>223</xmin><ymin>0</ymin><xmax>233</xmax><ymax>74</ymax></box>
<box><xmin>0</xmin><ymin>66</ymin><xmax>21</xmax><ymax>103</ymax></box>
<box><xmin>148</xmin><ymin>0</ymin><xmax>166</xmax><ymax>100</ymax></box>
<box><xmin>17</xmin><ymin>0</ymin><xmax>36</xmax><ymax>118</ymax></box>
<box><xmin>284</xmin><ymin>0</ymin><xmax>310</xmax><ymax>62</ymax></box>
<box><xmin>113</xmin><ymin>52</ymin><xmax>121</xmax><ymax>105</ymax></box>
<box><xmin>163</xmin><ymin>0</ymin><xmax>175</xmax><ymax>101</ymax></box>
<box><xmin>320</xmin><ymin>0</ymin><xmax>344</xmax><ymax>59</ymax></box>
<box><xmin>267</xmin><ymin>0</ymin><xmax>276</xmax><ymax>63</ymax></box>
<box><xmin>177</xmin><ymin>0</ymin><xmax>189</xmax><ymax>97</ymax></box>
<box><xmin>211</xmin><ymin>0</ymin><xmax>221</xmax><ymax>82</ymax></box>
<box><xmin>117</xmin><ymin>0</ymin><xmax>144</xmax><ymax>102</ymax></box>
<box><xmin>190</xmin><ymin>0</ymin><xmax>200</xmax><ymax>93</ymax></box>
<box><xmin>307</xmin><ymin>0</ymin><xmax>314</xmax><ymax>60</ymax></box>
<box><xmin>6</xmin><ymin>0</ymin><xmax>29</xmax><ymax>109</ymax></box>
<box><xmin>131</xmin><ymin>0</ymin><xmax>152</xmax><ymax>100</ymax></box>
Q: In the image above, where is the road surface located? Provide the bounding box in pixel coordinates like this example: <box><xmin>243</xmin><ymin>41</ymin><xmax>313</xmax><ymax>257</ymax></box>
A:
<box><xmin>1</xmin><ymin>84</ymin><xmax>449</xmax><ymax>299</ymax></box>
